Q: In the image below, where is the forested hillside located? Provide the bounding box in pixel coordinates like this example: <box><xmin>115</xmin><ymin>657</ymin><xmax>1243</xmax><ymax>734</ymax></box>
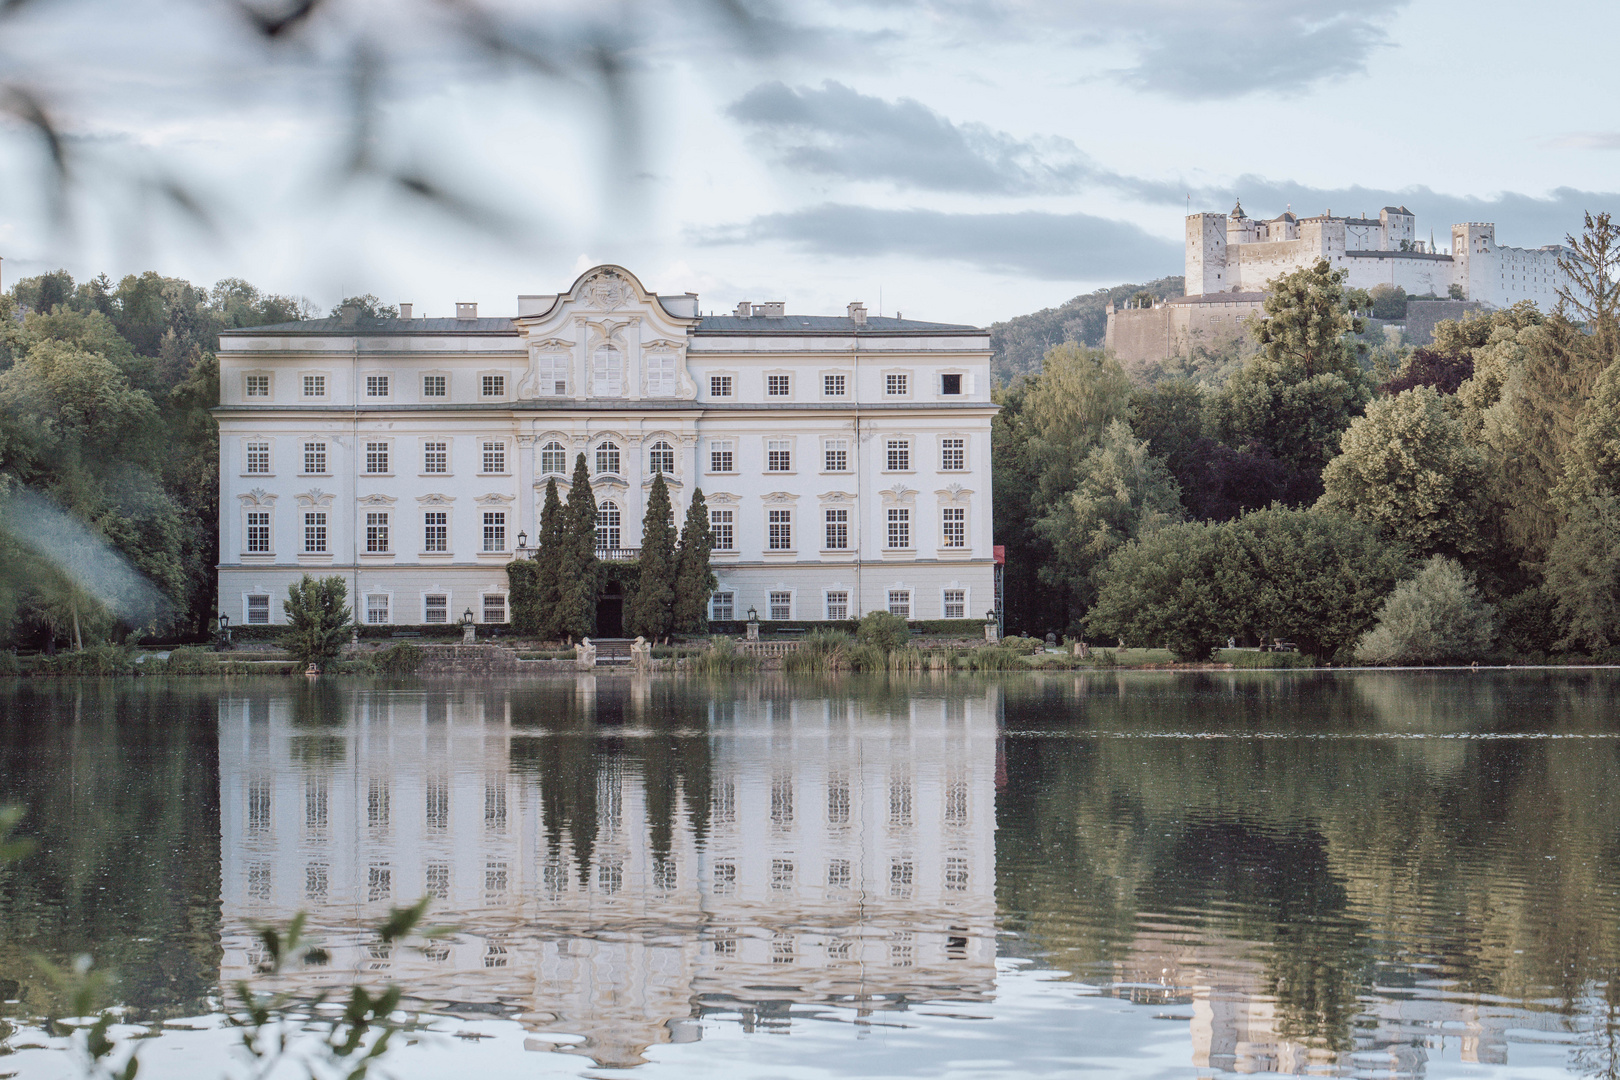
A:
<box><xmin>989</xmin><ymin>275</ymin><xmax>1183</xmax><ymax>385</ymax></box>
<box><xmin>0</xmin><ymin>271</ymin><xmax>313</xmax><ymax>649</ymax></box>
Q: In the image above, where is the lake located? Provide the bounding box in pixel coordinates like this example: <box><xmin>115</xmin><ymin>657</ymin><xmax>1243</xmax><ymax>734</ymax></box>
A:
<box><xmin>1</xmin><ymin>670</ymin><xmax>1618</xmax><ymax>1078</ymax></box>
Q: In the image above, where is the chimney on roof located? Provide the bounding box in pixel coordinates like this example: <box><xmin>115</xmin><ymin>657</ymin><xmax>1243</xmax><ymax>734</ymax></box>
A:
<box><xmin>338</xmin><ymin>302</ymin><xmax>360</xmax><ymax>326</ymax></box>
<box><xmin>848</xmin><ymin>301</ymin><xmax>867</xmax><ymax>326</ymax></box>
<box><xmin>399</xmin><ymin>302</ymin><xmax>413</xmax><ymax>320</ymax></box>
<box><xmin>455</xmin><ymin>302</ymin><xmax>477</xmax><ymax>320</ymax></box>
<box><xmin>735</xmin><ymin>300</ymin><xmax>752</xmax><ymax>317</ymax></box>
<box><xmin>759</xmin><ymin>301</ymin><xmax>785</xmax><ymax>317</ymax></box>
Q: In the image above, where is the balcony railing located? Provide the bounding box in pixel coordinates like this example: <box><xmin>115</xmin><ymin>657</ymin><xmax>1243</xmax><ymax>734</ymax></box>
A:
<box><xmin>597</xmin><ymin>547</ymin><xmax>641</xmax><ymax>561</ymax></box>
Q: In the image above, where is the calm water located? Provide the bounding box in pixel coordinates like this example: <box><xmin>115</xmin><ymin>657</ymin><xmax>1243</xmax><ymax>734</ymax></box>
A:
<box><xmin>1</xmin><ymin>671</ymin><xmax>1619</xmax><ymax>1078</ymax></box>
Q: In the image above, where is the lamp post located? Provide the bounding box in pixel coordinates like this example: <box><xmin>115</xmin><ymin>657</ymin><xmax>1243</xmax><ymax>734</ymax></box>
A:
<box><xmin>216</xmin><ymin>611</ymin><xmax>232</xmax><ymax>651</ymax></box>
<box><xmin>984</xmin><ymin>608</ymin><xmax>998</xmax><ymax>645</ymax></box>
<box><xmin>462</xmin><ymin>606</ymin><xmax>476</xmax><ymax>645</ymax></box>
<box><xmin>745</xmin><ymin>605</ymin><xmax>760</xmax><ymax>642</ymax></box>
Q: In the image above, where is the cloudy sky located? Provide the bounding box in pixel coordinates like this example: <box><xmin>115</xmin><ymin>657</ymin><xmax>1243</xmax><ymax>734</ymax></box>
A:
<box><xmin>0</xmin><ymin>0</ymin><xmax>1615</xmax><ymax>325</ymax></box>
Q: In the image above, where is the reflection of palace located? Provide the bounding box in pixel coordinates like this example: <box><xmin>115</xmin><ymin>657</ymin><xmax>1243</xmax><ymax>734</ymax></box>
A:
<box><xmin>218</xmin><ymin>680</ymin><xmax>998</xmax><ymax>1068</ymax></box>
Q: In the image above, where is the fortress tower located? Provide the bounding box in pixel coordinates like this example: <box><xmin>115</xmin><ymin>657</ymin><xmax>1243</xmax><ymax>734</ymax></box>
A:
<box><xmin>1185</xmin><ymin>213</ymin><xmax>1229</xmax><ymax>296</ymax></box>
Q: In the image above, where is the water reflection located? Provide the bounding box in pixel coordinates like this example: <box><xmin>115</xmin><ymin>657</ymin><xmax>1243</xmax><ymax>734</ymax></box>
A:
<box><xmin>217</xmin><ymin>676</ymin><xmax>998</xmax><ymax>1068</ymax></box>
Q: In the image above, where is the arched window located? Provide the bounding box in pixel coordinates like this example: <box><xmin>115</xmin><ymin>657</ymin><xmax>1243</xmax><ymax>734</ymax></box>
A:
<box><xmin>591</xmin><ymin>344</ymin><xmax>623</xmax><ymax>396</ymax></box>
<box><xmin>648</xmin><ymin>440</ymin><xmax>675</xmax><ymax>475</ymax></box>
<box><xmin>597</xmin><ymin>501</ymin><xmax>622</xmax><ymax>549</ymax></box>
<box><xmin>595</xmin><ymin>441</ymin><xmax>621</xmax><ymax>475</ymax></box>
<box><xmin>540</xmin><ymin>441</ymin><xmax>568</xmax><ymax>475</ymax></box>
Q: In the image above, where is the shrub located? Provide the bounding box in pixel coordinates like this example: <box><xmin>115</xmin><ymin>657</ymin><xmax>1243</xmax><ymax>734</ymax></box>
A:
<box><xmin>36</xmin><ymin>644</ymin><xmax>136</xmax><ymax>675</ymax></box>
<box><xmin>279</xmin><ymin>575</ymin><xmax>352</xmax><ymax>667</ymax></box>
<box><xmin>847</xmin><ymin>644</ymin><xmax>890</xmax><ymax>672</ymax></box>
<box><xmin>1495</xmin><ymin>586</ymin><xmax>1564</xmax><ymax>657</ymax></box>
<box><xmin>1355</xmin><ymin>556</ymin><xmax>1496</xmax><ymax>665</ymax></box>
<box><xmin>690</xmin><ymin>637</ymin><xmax>758</xmax><ymax>674</ymax></box>
<box><xmin>784</xmin><ymin>630</ymin><xmax>852</xmax><ymax>674</ymax></box>
<box><xmin>856</xmin><ymin>611</ymin><xmax>910</xmax><ymax>651</ymax></box>
<box><xmin>0</xmin><ymin>653</ymin><xmax>18</xmax><ymax>676</ymax></box>
<box><xmin>371</xmin><ymin>642</ymin><xmax>424</xmax><ymax>674</ymax></box>
<box><xmin>957</xmin><ymin>645</ymin><xmax>1027</xmax><ymax>671</ymax></box>
<box><xmin>162</xmin><ymin>645</ymin><xmax>219</xmax><ymax>674</ymax></box>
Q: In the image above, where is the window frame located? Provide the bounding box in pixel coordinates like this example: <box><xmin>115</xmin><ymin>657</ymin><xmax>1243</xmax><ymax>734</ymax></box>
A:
<box><xmin>594</xmin><ymin>441</ymin><xmax>621</xmax><ymax>476</ymax></box>
<box><xmin>539</xmin><ymin>440</ymin><xmax>569</xmax><ymax>475</ymax></box>
<box><xmin>886</xmin><ymin>507</ymin><xmax>912</xmax><ymax>550</ymax></box>
<box><xmin>822</xmin><ymin>438</ymin><xmax>850</xmax><ymax>473</ymax></box>
<box><xmin>422</xmin><ymin>440</ymin><xmax>449</xmax><ymax>475</ymax></box>
<box><xmin>648</xmin><ymin>440</ymin><xmax>675</xmax><ymax>475</ymax></box>
<box><xmin>821</xmin><ymin>372</ymin><xmax>848</xmax><ymax>398</ymax></box>
<box><xmin>423</xmin><ymin>510</ymin><xmax>449</xmax><ymax>554</ymax></box>
<box><xmin>481</xmin><ymin>440</ymin><xmax>508</xmax><ymax>476</ymax></box>
<box><xmin>884</xmin><ymin>371</ymin><xmax>910</xmax><ymax>397</ymax></box>
<box><xmin>940</xmin><ymin>372</ymin><xmax>964</xmax><ymax>396</ymax></box>
<box><xmin>365</xmin><ymin>593</ymin><xmax>391</xmax><ymax>625</ymax></box>
<box><xmin>710</xmin><ymin>591</ymin><xmax>735</xmax><ymax>621</ymax></box>
<box><xmin>943</xmin><ymin>588</ymin><xmax>966</xmax><ymax>619</ymax></box>
<box><xmin>364</xmin><ymin>373</ymin><xmax>391</xmax><ymax>399</ymax></box>
<box><xmin>824</xmin><ymin>507</ymin><xmax>849</xmax><ymax>551</ymax></box>
<box><xmin>423</xmin><ymin>594</ymin><xmax>449</xmax><ymax>624</ymax></box>
<box><xmin>304</xmin><ymin>511</ymin><xmax>328</xmax><ymax>553</ymax></box>
<box><xmin>482</xmin><ymin>511</ymin><xmax>507</xmax><ymax>553</ymax></box>
<box><xmin>887</xmin><ymin>589</ymin><xmax>911</xmax><ymax>618</ymax></box>
<box><xmin>245</xmin><ymin>594</ymin><xmax>271</xmax><ymax>625</ymax></box>
<box><xmin>940</xmin><ymin>436</ymin><xmax>967</xmax><ymax>472</ymax></box>
<box><xmin>301</xmin><ymin>441</ymin><xmax>329</xmax><ymax>476</ymax></box>
<box><xmin>765</xmin><ymin>372</ymin><xmax>793</xmax><ymax>399</ymax></box>
<box><xmin>709</xmin><ymin>439</ymin><xmax>735</xmax><ymax>474</ymax></box>
<box><xmin>245</xmin><ymin>439</ymin><xmax>272</xmax><ymax>476</ymax></box>
<box><xmin>421</xmin><ymin>372</ymin><xmax>449</xmax><ymax>399</ymax></box>
<box><xmin>942</xmin><ymin>506</ymin><xmax>967</xmax><ymax>548</ymax></box>
<box><xmin>884</xmin><ymin>438</ymin><xmax>912</xmax><ymax>473</ymax></box>
<box><xmin>825</xmin><ymin>590</ymin><xmax>849</xmax><ymax>621</ymax></box>
<box><xmin>710</xmin><ymin>508</ymin><xmax>735</xmax><ymax>552</ymax></box>
<box><xmin>768</xmin><ymin>590</ymin><xmax>792</xmax><ymax>621</ymax></box>
<box><xmin>482</xmin><ymin>594</ymin><xmax>508</xmax><ymax>624</ymax></box>
<box><xmin>708</xmin><ymin>373</ymin><xmax>735</xmax><ymax>399</ymax></box>
<box><xmin>596</xmin><ymin>500</ymin><xmax>623</xmax><ymax>549</ymax></box>
<box><xmin>766</xmin><ymin>438</ymin><xmax>793</xmax><ymax>474</ymax></box>
<box><xmin>300</xmin><ymin>372</ymin><xmax>330</xmax><ymax>399</ymax></box>
<box><xmin>364</xmin><ymin>440</ymin><xmax>391</xmax><ymax>475</ymax></box>
<box><xmin>365</xmin><ymin>511</ymin><xmax>390</xmax><ymax>554</ymax></box>
<box><xmin>480</xmin><ymin>373</ymin><xmax>507</xmax><ymax>399</ymax></box>
<box><xmin>767</xmin><ymin>508</ymin><xmax>794</xmax><ymax>551</ymax></box>
<box><xmin>244</xmin><ymin>372</ymin><xmax>272</xmax><ymax>399</ymax></box>
<box><xmin>245</xmin><ymin>510</ymin><xmax>272</xmax><ymax>554</ymax></box>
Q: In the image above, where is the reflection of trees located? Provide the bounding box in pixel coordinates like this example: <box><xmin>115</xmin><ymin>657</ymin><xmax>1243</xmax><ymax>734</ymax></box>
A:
<box><xmin>0</xmin><ymin>682</ymin><xmax>220</xmax><ymax>1019</ymax></box>
<box><xmin>994</xmin><ymin>670</ymin><xmax>1620</xmax><ymax>1061</ymax></box>
<box><xmin>508</xmin><ymin>678</ymin><xmax>714</xmax><ymax>878</ymax></box>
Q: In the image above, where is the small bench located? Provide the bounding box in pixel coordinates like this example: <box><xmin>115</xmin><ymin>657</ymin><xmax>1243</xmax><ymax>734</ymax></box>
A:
<box><xmin>390</xmin><ymin>631</ymin><xmax>422</xmax><ymax>638</ymax></box>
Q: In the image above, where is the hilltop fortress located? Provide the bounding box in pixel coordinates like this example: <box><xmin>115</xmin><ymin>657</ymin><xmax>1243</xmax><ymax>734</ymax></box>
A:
<box><xmin>1106</xmin><ymin>202</ymin><xmax>1566</xmax><ymax>369</ymax></box>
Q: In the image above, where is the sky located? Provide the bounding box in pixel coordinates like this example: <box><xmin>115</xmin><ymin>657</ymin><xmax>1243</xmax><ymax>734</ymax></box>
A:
<box><xmin>0</xmin><ymin>0</ymin><xmax>1616</xmax><ymax>327</ymax></box>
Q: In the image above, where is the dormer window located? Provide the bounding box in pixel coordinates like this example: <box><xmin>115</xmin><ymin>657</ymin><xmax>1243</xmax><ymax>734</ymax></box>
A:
<box><xmin>592</xmin><ymin>345</ymin><xmax>623</xmax><ymax>396</ymax></box>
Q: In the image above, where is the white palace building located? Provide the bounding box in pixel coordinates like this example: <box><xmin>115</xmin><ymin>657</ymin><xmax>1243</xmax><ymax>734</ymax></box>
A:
<box><xmin>216</xmin><ymin>266</ymin><xmax>997</xmax><ymax>632</ymax></box>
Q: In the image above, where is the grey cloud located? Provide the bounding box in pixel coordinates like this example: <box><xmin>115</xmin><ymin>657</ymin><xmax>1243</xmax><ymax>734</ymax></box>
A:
<box><xmin>727</xmin><ymin>80</ymin><xmax>1184</xmax><ymax>199</ymax></box>
<box><xmin>695</xmin><ymin>203</ymin><xmax>1182</xmax><ymax>280</ymax></box>
<box><xmin>831</xmin><ymin>0</ymin><xmax>1408</xmax><ymax>99</ymax></box>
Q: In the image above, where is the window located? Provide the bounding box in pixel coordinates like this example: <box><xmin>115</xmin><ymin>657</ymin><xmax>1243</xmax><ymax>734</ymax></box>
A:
<box><xmin>247</xmin><ymin>594</ymin><xmax>270</xmax><ymax>624</ymax></box>
<box><xmin>710</xmin><ymin>440</ymin><xmax>734</xmax><ymax>473</ymax></box>
<box><xmin>646</xmin><ymin>352</ymin><xmax>676</xmax><ymax>397</ymax></box>
<box><xmin>246</xmin><ymin>441</ymin><xmax>270</xmax><ymax>474</ymax></box>
<box><xmin>823</xmin><ymin>373</ymin><xmax>846</xmax><ymax>397</ymax></box>
<box><xmin>425</xmin><ymin>863</ymin><xmax>449</xmax><ymax>899</ymax></box>
<box><xmin>888</xmin><ymin>590</ymin><xmax>911</xmax><ymax>618</ymax></box>
<box><xmin>425</xmin><ymin>779</ymin><xmax>448</xmax><ymax>831</ymax></box>
<box><xmin>595</xmin><ymin>441</ymin><xmax>620</xmax><ymax>475</ymax></box>
<box><xmin>770</xmin><ymin>591</ymin><xmax>792</xmax><ymax>620</ymax></box>
<box><xmin>303</xmin><ymin>442</ymin><xmax>327</xmax><ymax>474</ymax></box>
<box><xmin>365</xmin><ymin>442</ymin><xmax>389</xmax><ymax>474</ymax></box>
<box><xmin>710</xmin><ymin>509</ymin><xmax>734</xmax><ymax>551</ymax></box>
<box><xmin>767</xmin><ymin>374</ymin><xmax>791</xmax><ymax>396</ymax></box>
<box><xmin>540</xmin><ymin>441</ymin><xmax>567</xmax><ymax>474</ymax></box>
<box><xmin>770</xmin><ymin>858</ymin><xmax>795</xmax><ymax>892</ymax></box>
<box><xmin>827</xmin><ymin>859</ymin><xmax>851</xmax><ymax>888</ymax></box>
<box><xmin>481</xmin><ymin>374</ymin><xmax>505</xmax><ymax>397</ymax></box>
<box><xmin>482</xmin><ymin>441</ymin><xmax>506</xmax><ymax>474</ymax></box>
<box><xmin>824</xmin><ymin>508</ymin><xmax>848</xmax><ymax>550</ymax></box>
<box><xmin>482</xmin><ymin>511</ymin><xmax>506</xmax><ymax>552</ymax></box>
<box><xmin>710</xmin><ymin>374</ymin><xmax>733</xmax><ymax>398</ymax></box>
<box><xmin>245</xmin><ymin>374</ymin><xmax>270</xmax><ymax>397</ymax></box>
<box><xmin>303</xmin><ymin>374</ymin><xmax>326</xmax><ymax>397</ymax></box>
<box><xmin>946</xmin><ymin>856</ymin><xmax>969</xmax><ymax>892</ymax></box>
<box><xmin>365</xmin><ymin>512</ymin><xmax>389</xmax><ymax>553</ymax></box>
<box><xmin>648</xmin><ymin>440</ymin><xmax>675</xmax><ymax>474</ymax></box>
<box><xmin>942</xmin><ymin>507</ymin><xmax>966</xmax><ymax>547</ymax></box>
<box><xmin>368</xmin><ymin>864</ymin><xmax>392</xmax><ymax>902</ymax></box>
<box><xmin>366</xmin><ymin>374</ymin><xmax>389</xmax><ymax>397</ymax></box>
<box><xmin>422</xmin><ymin>374</ymin><xmax>446</xmax><ymax>397</ymax></box>
<box><xmin>711</xmin><ymin>591</ymin><xmax>734</xmax><ymax>621</ymax></box>
<box><xmin>304</xmin><ymin>512</ymin><xmax>327</xmax><ymax>553</ymax></box>
<box><xmin>423</xmin><ymin>442</ymin><xmax>447</xmax><ymax>474</ymax></box>
<box><xmin>941</xmin><ymin>437</ymin><xmax>965</xmax><ymax>471</ymax></box>
<box><xmin>826</xmin><ymin>590</ymin><xmax>848</xmax><ymax>620</ymax></box>
<box><xmin>483</xmin><ymin>594</ymin><xmax>507</xmax><ymax>623</ymax></box>
<box><xmin>366</xmin><ymin>593</ymin><xmax>389</xmax><ymax>624</ymax></box>
<box><xmin>535</xmin><ymin>353</ymin><xmax>568</xmax><ymax>396</ymax></box>
<box><xmin>424</xmin><ymin>594</ymin><xmax>448</xmax><ymax>623</ymax></box>
<box><xmin>424</xmin><ymin>512</ymin><xmax>447</xmax><ymax>553</ymax></box>
<box><xmin>886</xmin><ymin>439</ymin><xmax>911</xmax><ymax>471</ymax></box>
<box><xmin>944</xmin><ymin>589</ymin><xmax>966</xmax><ymax>619</ymax></box>
<box><xmin>886</xmin><ymin>373</ymin><xmax>908</xmax><ymax>396</ymax></box>
<box><xmin>713</xmin><ymin>860</ymin><xmax>737</xmax><ymax>895</ymax></box>
<box><xmin>768</xmin><ymin>509</ymin><xmax>793</xmax><ymax>550</ymax></box>
<box><xmin>597</xmin><ymin>501</ymin><xmax>622</xmax><ymax>548</ymax></box>
<box><xmin>887</xmin><ymin>507</ymin><xmax>911</xmax><ymax>549</ymax></box>
<box><xmin>941</xmin><ymin>373</ymin><xmax>963</xmax><ymax>395</ymax></box>
<box><xmin>767</xmin><ymin>440</ymin><xmax>792</xmax><ymax>472</ymax></box>
<box><xmin>591</xmin><ymin>345</ymin><xmax>622</xmax><ymax>396</ymax></box>
<box><xmin>824</xmin><ymin>439</ymin><xmax>848</xmax><ymax>472</ymax></box>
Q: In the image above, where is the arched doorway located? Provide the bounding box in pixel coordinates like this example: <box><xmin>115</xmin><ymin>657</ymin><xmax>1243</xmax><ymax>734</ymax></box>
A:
<box><xmin>597</xmin><ymin>578</ymin><xmax>624</xmax><ymax>637</ymax></box>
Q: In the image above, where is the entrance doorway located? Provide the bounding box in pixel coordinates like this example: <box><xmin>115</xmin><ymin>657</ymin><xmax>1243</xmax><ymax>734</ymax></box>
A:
<box><xmin>596</xmin><ymin>579</ymin><xmax>624</xmax><ymax>637</ymax></box>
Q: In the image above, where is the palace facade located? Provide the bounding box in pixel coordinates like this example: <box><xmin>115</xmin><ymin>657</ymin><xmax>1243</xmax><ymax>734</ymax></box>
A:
<box><xmin>215</xmin><ymin>266</ymin><xmax>996</xmax><ymax>632</ymax></box>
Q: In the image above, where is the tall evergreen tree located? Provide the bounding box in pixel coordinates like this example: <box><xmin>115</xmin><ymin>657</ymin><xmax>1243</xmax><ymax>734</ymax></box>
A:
<box><xmin>556</xmin><ymin>453</ymin><xmax>599</xmax><ymax>639</ymax></box>
<box><xmin>626</xmin><ymin>473</ymin><xmax>676</xmax><ymax>638</ymax></box>
<box><xmin>534</xmin><ymin>478</ymin><xmax>566</xmax><ymax>638</ymax></box>
<box><xmin>673</xmin><ymin>487</ymin><xmax>717</xmax><ymax>632</ymax></box>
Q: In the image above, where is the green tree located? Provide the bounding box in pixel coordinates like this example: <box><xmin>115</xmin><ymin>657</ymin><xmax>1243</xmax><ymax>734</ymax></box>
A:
<box><xmin>533</xmin><ymin>478</ymin><xmax>566</xmax><ymax>638</ymax></box>
<box><xmin>1542</xmin><ymin>495</ymin><xmax>1620</xmax><ymax>653</ymax></box>
<box><xmin>857</xmin><ymin>610</ymin><xmax>911</xmax><ymax>650</ymax></box>
<box><xmin>1035</xmin><ymin>419</ymin><xmax>1183</xmax><ymax>624</ymax></box>
<box><xmin>1129</xmin><ymin>379</ymin><xmax>1206</xmax><ymax>477</ymax></box>
<box><xmin>625</xmin><ymin>473</ymin><xmax>676</xmax><ymax>638</ymax></box>
<box><xmin>1354</xmin><ymin>556</ymin><xmax>1496</xmax><ymax>665</ymax></box>
<box><xmin>672</xmin><ymin>488</ymin><xmax>716</xmax><ymax>633</ymax></box>
<box><xmin>1250</xmin><ymin>258</ymin><xmax>1367</xmax><ymax>380</ymax></box>
<box><xmin>1085</xmin><ymin>519</ymin><xmax>1239</xmax><ymax>659</ymax></box>
<box><xmin>329</xmin><ymin>294</ymin><xmax>399</xmax><ymax>320</ymax></box>
<box><xmin>1318</xmin><ymin>385</ymin><xmax>1489</xmax><ymax>559</ymax></box>
<box><xmin>1206</xmin><ymin>360</ymin><xmax>1369</xmax><ymax>502</ymax></box>
<box><xmin>279</xmin><ymin>575</ymin><xmax>351</xmax><ymax>666</ymax></box>
<box><xmin>556</xmin><ymin>453</ymin><xmax>599</xmax><ymax>639</ymax></box>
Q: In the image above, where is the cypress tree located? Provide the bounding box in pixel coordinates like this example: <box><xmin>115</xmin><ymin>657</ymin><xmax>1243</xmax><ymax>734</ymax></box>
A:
<box><xmin>673</xmin><ymin>487</ymin><xmax>717</xmax><ymax>632</ymax></box>
<box><xmin>626</xmin><ymin>473</ymin><xmax>676</xmax><ymax>638</ymax></box>
<box><xmin>557</xmin><ymin>453</ymin><xmax>599</xmax><ymax>639</ymax></box>
<box><xmin>534</xmin><ymin>478</ymin><xmax>566</xmax><ymax>639</ymax></box>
